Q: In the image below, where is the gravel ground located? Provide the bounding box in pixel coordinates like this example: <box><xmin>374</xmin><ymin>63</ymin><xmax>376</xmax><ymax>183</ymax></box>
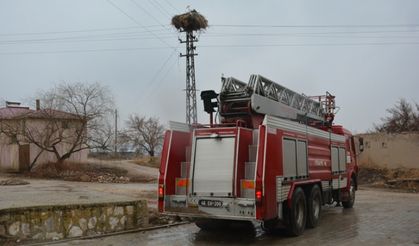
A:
<box><xmin>0</xmin><ymin>177</ymin><xmax>157</xmax><ymax>210</ymax></box>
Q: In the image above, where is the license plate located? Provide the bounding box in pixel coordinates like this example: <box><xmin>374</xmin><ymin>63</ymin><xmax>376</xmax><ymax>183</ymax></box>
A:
<box><xmin>198</xmin><ymin>199</ymin><xmax>223</xmax><ymax>208</ymax></box>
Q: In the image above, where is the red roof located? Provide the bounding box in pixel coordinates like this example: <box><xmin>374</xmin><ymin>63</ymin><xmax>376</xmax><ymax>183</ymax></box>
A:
<box><xmin>0</xmin><ymin>106</ymin><xmax>82</xmax><ymax>120</ymax></box>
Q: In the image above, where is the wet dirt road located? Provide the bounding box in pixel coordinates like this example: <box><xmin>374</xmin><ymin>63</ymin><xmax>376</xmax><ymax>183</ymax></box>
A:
<box><xmin>58</xmin><ymin>188</ymin><xmax>419</xmax><ymax>246</ymax></box>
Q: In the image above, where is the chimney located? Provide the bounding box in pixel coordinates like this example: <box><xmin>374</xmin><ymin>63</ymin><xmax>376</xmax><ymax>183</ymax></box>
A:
<box><xmin>6</xmin><ymin>101</ymin><xmax>21</xmax><ymax>108</ymax></box>
<box><xmin>36</xmin><ymin>99</ymin><xmax>40</xmax><ymax>110</ymax></box>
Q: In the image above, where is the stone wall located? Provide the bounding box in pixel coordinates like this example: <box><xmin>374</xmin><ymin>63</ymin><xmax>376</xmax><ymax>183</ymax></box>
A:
<box><xmin>358</xmin><ymin>132</ymin><xmax>419</xmax><ymax>169</ymax></box>
<box><xmin>0</xmin><ymin>200</ymin><xmax>148</xmax><ymax>242</ymax></box>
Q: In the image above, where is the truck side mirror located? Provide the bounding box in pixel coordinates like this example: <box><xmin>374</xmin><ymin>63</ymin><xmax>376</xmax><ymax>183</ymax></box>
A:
<box><xmin>359</xmin><ymin>137</ymin><xmax>364</xmax><ymax>152</ymax></box>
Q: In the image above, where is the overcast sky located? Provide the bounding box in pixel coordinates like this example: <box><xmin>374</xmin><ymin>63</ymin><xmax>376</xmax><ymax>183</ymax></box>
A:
<box><xmin>1</xmin><ymin>0</ymin><xmax>418</xmax><ymax>133</ymax></box>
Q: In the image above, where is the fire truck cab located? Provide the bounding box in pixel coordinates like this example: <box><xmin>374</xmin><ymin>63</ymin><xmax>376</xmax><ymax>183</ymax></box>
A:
<box><xmin>158</xmin><ymin>75</ymin><xmax>362</xmax><ymax>236</ymax></box>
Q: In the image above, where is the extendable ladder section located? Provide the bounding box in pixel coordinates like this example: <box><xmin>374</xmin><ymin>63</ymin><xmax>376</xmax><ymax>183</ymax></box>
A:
<box><xmin>220</xmin><ymin>74</ymin><xmax>335</xmax><ymax>124</ymax></box>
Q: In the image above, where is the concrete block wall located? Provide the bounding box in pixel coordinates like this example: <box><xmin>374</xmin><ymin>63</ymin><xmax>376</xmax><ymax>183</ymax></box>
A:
<box><xmin>357</xmin><ymin>133</ymin><xmax>419</xmax><ymax>169</ymax></box>
<box><xmin>0</xmin><ymin>200</ymin><xmax>148</xmax><ymax>241</ymax></box>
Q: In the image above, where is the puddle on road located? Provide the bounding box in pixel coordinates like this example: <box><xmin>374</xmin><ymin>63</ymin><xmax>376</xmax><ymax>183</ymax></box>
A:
<box><xmin>142</xmin><ymin>206</ymin><xmax>359</xmax><ymax>246</ymax></box>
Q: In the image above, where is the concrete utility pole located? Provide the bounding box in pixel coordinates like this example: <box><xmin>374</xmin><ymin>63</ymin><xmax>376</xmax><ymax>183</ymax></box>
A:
<box><xmin>114</xmin><ymin>109</ymin><xmax>118</xmax><ymax>155</ymax></box>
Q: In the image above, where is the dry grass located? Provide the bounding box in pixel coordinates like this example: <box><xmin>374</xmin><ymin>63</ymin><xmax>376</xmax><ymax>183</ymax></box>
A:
<box><xmin>0</xmin><ymin>178</ymin><xmax>29</xmax><ymax>186</ymax></box>
<box><xmin>130</xmin><ymin>156</ymin><xmax>160</xmax><ymax>168</ymax></box>
<box><xmin>26</xmin><ymin>161</ymin><xmax>129</xmax><ymax>183</ymax></box>
<box><xmin>358</xmin><ymin>165</ymin><xmax>419</xmax><ymax>192</ymax></box>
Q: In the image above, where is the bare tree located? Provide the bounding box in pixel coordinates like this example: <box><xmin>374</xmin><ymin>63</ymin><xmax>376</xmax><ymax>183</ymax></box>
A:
<box><xmin>374</xmin><ymin>98</ymin><xmax>419</xmax><ymax>133</ymax></box>
<box><xmin>0</xmin><ymin>82</ymin><xmax>115</xmax><ymax>169</ymax></box>
<box><xmin>39</xmin><ymin>82</ymin><xmax>115</xmax><ymax>161</ymax></box>
<box><xmin>124</xmin><ymin>115</ymin><xmax>164</xmax><ymax>157</ymax></box>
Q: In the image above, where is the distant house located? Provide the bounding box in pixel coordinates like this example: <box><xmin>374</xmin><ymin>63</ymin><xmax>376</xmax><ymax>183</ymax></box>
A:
<box><xmin>0</xmin><ymin>101</ymin><xmax>88</xmax><ymax>172</ymax></box>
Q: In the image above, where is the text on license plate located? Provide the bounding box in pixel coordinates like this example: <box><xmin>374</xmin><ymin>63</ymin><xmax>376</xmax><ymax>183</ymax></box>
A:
<box><xmin>198</xmin><ymin>199</ymin><xmax>223</xmax><ymax>208</ymax></box>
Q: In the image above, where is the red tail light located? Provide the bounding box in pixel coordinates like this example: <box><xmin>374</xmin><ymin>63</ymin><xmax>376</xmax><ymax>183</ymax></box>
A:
<box><xmin>158</xmin><ymin>185</ymin><xmax>164</xmax><ymax>199</ymax></box>
<box><xmin>256</xmin><ymin>190</ymin><xmax>262</xmax><ymax>203</ymax></box>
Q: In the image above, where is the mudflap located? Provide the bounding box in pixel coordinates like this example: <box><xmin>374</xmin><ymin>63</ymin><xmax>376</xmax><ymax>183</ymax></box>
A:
<box><xmin>340</xmin><ymin>189</ymin><xmax>351</xmax><ymax>202</ymax></box>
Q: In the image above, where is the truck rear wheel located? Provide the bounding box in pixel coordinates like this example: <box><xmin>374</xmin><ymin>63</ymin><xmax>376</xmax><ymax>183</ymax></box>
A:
<box><xmin>342</xmin><ymin>177</ymin><xmax>356</xmax><ymax>209</ymax></box>
<box><xmin>286</xmin><ymin>187</ymin><xmax>307</xmax><ymax>236</ymax></box>
<box><xmin>306</xmin><ymin>184</ymin><xmax>322</xmax><ymax>228</ymax></box>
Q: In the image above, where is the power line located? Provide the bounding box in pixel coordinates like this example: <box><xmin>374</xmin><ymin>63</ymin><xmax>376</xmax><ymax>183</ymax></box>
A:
<box><xmin>3</xmin><ymin>28</ymin><xmax>419</xmax><ymax>44</ymax></box>
<box><xmin>0</xmin><ymin>46</ymin><xmax>171</xmax><ymax>55</ymax></box>
<box><xmin>3</xmin><ymin>29</ymin><xmax>419</xmax><ymax>46</ymax></box>
<box><xmin>200</xmin><ymin>41</ymin><xmax>419</xmax><ymax>48</ymax></box>
<box><xmin>212</xmin><ymin>24</ymin><xmax>419</xmax><ymax>28</ymax></box>
<box><xmin>144</xmin><ymin>48</ymin><xmax>178</xmax><ymax>89</ymax></box>
<box><xmin>138</xmin><ymin>48</ymin><xmax>179</xmax><ymax>104</ymax></box>
<box><xmin>2</xmin><ymin>41</ymin><xmax>418</xmax><ymax>56</ymax></box>
<box><xmin>130</xmin><ymin>0</ymin><xmax>171</xmax><ymax>31</ymax></box>
<box><xmin>106</xmin><ymin>0</ymin><xmax>175</xmax><ymax>50</ymax></box>
<box><xmin>145</xmin><ymin>54</ymin><xmax>178</xmax><ymax>101</ymax></box>
<box><xmin>0</xmin><ymin>36</ymin><xmax>176</xmax><ymax>46</ymax></box>
<box><xmin>0</xmin><ymin>32</ymin><xmax>177</xmax><ymax>45</ymax></box>
<box><xmin>148</xmin><ymin>0</ymin><xmax>172</xmax><ymax>18</ymax></box>
<box><xmin>0</xmin><ymin>25</ymin><xmax>167</xmax><ymax>37</ymax></box>
<box><xmin>162</xmin><ymin>0</ymin><xmax>180</xmax><ymax>13</ymax></box>
<box><xmin>2</xmin><ymin>23</ymin><xmax>417</xmax><ymax>38</ymax></box>
<box><xmin>205</xmin><ymin>29</ymin><xmax>419</xmax><ymax>37</ymax></box>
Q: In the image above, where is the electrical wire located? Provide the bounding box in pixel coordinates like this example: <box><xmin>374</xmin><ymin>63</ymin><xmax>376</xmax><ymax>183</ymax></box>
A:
<box><xmin>2</xmin><ymin>23</ymin><xmax>418</xmax><ymax>38</ymax></box>
<box><xmin>199</xmin><ymin>41</ymin><xmax>419</xmax><ymax>48</ymax></box>
<box><xmin>3</xmin><ymin>28</ymin><xmax>419</xmax><ymax>46</ymax></box>
<box><xmin>144</xmin><ymin>48</ymin><xmax>178</xmax><ymax>89</ymax></box>
<box><xmin>106</xmin><ymin>0</ymin><xmax>175</xmax><ymax>50</ymax></box>
<box><xmin>162</xmin><ymin>0</ymin><xmax>180</xmax><ymax>13</ymax></box>
<box><xmin>137</xmin><ymin>48</ymin><xmax>179</xmax><ymax>104</ymax></box>
<box><xmin>211</xmin><ymin>24</ymin><xmax>419</xmax><ymax>28</ymax></box>
<box><xmin>148</xmin><ymin>0</ymin><xmax>172</xmax><ymax>18</ymax></box>
<box><xmin>130</xmin><ymin>0</ymin><xmax>171</xmax><ymax>31</ymax></box>
<box><xmin>0</xmin><ymin>46</ymin><xmax>171</xmax><ymax>55</ymax></box>
<box><xmin>2</xmin><ymin>40</ymin><xmax>419</xmax><ymax>56</ymax></box>
<box><xmin>0</xmin><ymin>32</ymin><xmax>177</xmax><ymax>45</ymax></box>
<box><xmin>0</xmin><ymin>25</ymin><xmax>165</xmax><ymax>37</ymax></box>
<box><xmin>204</xmin><ymin>29</ymin><xmax>419</xmax><ymax>37</ymax></box>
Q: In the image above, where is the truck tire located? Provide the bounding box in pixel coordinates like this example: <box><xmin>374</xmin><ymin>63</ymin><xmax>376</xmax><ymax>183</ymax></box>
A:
<box><xmin>195</xmin><ymin>218</ymin><xmax>230</xmax><ymax>230</ymax></box>
<box><xmin>286</xmin><ymin>187</ymin><xmax>307</xmax><ymax>236</ymax></box>
<box><xmin>342</xmin><ymin>177</ymin><xmax>356</xmax><ymax>209</ymax></box>
<box><xmin>306</xmin><ymin>184</ymin><xmax>322</xmax><ymax>228</ymax></box>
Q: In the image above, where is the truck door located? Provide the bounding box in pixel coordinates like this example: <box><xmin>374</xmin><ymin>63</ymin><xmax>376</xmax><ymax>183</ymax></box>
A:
<box><xmin>191</xmin><ymin>136</ymin><xmax>236</xmax><ymax>197</ymax></box>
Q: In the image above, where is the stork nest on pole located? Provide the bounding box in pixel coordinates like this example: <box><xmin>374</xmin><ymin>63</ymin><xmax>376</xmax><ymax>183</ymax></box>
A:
<box><xmin>171</xmin><ymin>10</ymin><xmax>208</xmax><ymax>32</ymax></box>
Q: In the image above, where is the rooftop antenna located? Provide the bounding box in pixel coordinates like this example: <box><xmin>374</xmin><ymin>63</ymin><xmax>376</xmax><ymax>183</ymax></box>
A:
<box><xmin>172</xmin><ymin>9</ymin><xmax>208</xmax><ymax>125</ymax></box>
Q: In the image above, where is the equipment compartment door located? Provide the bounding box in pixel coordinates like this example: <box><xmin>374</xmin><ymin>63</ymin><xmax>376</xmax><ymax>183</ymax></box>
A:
<box><xmin>192</xmin><ymin>137</ymin><xmax>235</xmax><ymax>197</ymax></box>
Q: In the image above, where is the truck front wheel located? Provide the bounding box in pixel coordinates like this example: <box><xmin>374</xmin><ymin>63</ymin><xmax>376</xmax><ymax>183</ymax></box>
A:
<box><xmin>342</xmin><ymin>177</ymin><xmax>356</xmax><ymax>208</ymax></box>
<box><xmin>286</xmin><ymin>187</ymin><xmax>307</xmax><ymax>236</ymax></box>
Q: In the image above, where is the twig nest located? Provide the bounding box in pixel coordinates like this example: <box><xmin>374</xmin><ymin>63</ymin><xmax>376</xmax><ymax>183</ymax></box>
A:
<box><xmin>171</xmin><ymin>10</ymin><xmax>208</xmax><ymax>32</ymax></box>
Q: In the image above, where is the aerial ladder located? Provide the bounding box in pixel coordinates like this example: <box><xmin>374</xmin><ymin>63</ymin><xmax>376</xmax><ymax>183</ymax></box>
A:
<box><xmin>201</xmin><ymin>74</ymin><xmax>337</xmax><ymax>129</ymax></box>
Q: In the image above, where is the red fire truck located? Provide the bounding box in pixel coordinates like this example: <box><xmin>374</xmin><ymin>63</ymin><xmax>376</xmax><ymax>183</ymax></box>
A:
<box><xmin>158</xmin><ymin>74</ymin><xmax>363</xmax><ymax>236</ymax></box>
